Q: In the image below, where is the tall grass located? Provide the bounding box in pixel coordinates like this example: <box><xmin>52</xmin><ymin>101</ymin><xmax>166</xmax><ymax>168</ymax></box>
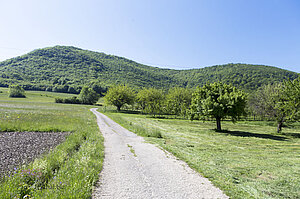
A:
<box><xmin>104</xmin><ymin>112</ymin><xmax>163</xmax><ymax>138</ymax></box>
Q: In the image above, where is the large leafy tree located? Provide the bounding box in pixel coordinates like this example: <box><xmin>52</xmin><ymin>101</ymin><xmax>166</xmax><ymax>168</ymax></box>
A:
<box><xmin>282</xmin><ymin>77</ymin><xmax>300</xmax><ymax>121</ymax></box>
<box><xmin>136</xmin><ymin>88</ymin><xmax>164</xmax><ymax>116</ymax></box>
<box><xmin>79</xmin><ymin>86</ymin><xmax>100</xmax><ymax>105</ymax></box>
<box><xmin>190</xmin><ymin>82</ymin><xmax>247</xmax><ymax>131</ymax></box>
<box><xmin>248</xmin><ymin>84</ymin><xmax>282</xmax><ymax>119</ymax></box>
<box><xmin>273</xmin><ymin>77</ymin><xmax>300</xmax><ymax>133</ymax></box>
<box><xmin>104</xmin><ymin>85</ymin><xmax>135</xmax><ymax>111</ymax></box>
<box><xmin>247</xmin><ymin>80</ymin><xmax>300</xmax><ymax>133</ymax></box>
<box><xmin>248</xmin><ymin>84</ymin><xmax>286</xmax><ymax>132</ymax></box>
<box><xmin>165</xmin><ymin>87</ymin><xmax>192</xmax><ymax>117</ymax></box>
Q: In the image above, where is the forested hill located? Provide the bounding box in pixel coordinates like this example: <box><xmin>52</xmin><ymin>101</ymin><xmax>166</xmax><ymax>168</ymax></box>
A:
<box><xmin>0</xmin><ymin>46</ymin><xmax>298</xmax><ymax>93</ymax></box>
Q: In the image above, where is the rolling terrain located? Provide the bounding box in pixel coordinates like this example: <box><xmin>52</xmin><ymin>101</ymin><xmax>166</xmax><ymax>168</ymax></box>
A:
<box><xmin>0</xmin><ymin>46</ymin><xmax>298</xmax><ymax>93</ymax></box>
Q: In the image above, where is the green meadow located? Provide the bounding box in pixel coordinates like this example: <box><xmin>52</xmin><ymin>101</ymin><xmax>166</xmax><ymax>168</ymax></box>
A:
<box><xmin>103</xmin><ymin>110</ymin><xmax>300</xmax><ymax>199</ymax></box>
<box><xmin>0</xmin><ymin>88</ymin><xmax>104</xmax><ymax>198</ymax></box>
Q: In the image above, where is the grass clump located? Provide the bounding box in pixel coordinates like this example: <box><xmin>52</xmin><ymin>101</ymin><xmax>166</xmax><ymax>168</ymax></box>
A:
<box><xmin>127</xmin><ymin>144</ymin><xmax>137</xmax><ymax>157</ymax></box>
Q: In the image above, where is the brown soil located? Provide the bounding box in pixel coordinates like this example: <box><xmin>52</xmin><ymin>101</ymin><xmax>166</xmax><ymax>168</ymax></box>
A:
<box><xmin>0</xmin><ymin>131</ymin><xmax>69</xmax><ymax>176</ymax></box>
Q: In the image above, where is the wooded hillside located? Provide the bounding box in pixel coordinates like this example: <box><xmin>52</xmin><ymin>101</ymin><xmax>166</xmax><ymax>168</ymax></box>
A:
<box><xmin>0</xmin><ymin>46</ymin><xmax>298</xmax><ymax>93</ymax></box>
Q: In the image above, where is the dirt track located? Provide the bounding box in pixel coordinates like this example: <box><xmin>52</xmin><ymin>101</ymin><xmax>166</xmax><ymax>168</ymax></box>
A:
<box><xmin>91</xmin><ymin>108</ymin><xmax>228</xmax><ymax>199</ymax></box>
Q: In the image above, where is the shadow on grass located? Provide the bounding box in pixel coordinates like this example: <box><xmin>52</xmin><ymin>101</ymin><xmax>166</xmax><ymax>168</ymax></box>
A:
<box><xmin>118</xmin><ymin>110</ymin><xmax>141</xmax><ymax>114</ymax></box>
<box><xmin>280</xmin><ymin>132</ymin><xmax>300</xmax><ymax>138</ymax></box>
<box><xmin>215</xmin><ymin>129</ymin><xmax>288</xmax><ymax>141</ymax></box>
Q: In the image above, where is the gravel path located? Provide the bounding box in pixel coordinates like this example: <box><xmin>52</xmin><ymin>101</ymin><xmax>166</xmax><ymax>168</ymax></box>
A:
<box><xmin>91</xmin><ymin>108</ymin><xmax>228</xmax><ymax>199</ymax></box>
<box><xmin>0</xmin><ymin>131</ymin><xmax>69</xmax><ymax>176</ymax></box>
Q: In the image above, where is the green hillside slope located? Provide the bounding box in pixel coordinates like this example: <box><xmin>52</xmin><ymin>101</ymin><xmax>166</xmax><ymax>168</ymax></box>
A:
<box><xmin>0</xmin><ymin>46</ymin><xmax>298</xmax><ymax>93</ymax></box>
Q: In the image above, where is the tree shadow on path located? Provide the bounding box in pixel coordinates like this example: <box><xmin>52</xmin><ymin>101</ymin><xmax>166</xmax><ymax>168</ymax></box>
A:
<box><xmin>215</xmin><ymin>129</ymin><xmax>288</xmax><ymax>141</ymax></box>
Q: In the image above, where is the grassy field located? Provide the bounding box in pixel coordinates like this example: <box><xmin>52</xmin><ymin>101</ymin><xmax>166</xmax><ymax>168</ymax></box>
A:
<box><xmin>103</xmin><ymin>110</ymin><xmax>300</xmax><ymax>199</ymax></box>
<box><xmin>0</xmin><ymin>88</ymin><xmax>104</xmax><ymax>198</ymax></box>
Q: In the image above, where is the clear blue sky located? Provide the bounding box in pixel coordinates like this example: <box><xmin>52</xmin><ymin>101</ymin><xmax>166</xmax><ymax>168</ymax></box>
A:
<box><xmin>0</xmin><ymin>0</ymin><xmax>299</xmax><ymax>72</ymax></box>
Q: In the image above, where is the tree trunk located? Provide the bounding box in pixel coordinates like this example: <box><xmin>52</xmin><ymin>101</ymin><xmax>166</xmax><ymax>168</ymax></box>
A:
<box><xmin>277</xmin><ymin>120</ymin><xmax>283</xmax><ymax>133</ymax></box>
<box><xmin>117</xmin><ymin>106</ymin><xmax>121</xmax><ymax>112</ymax></box>
<box><xmin>216</xmin><ymin>117</ymin><xmax>221</xmax><ymax>131</ymax></box>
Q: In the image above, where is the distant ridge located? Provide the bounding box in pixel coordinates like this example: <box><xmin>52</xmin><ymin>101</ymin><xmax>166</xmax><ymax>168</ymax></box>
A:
<box><xmin>0</xmin><ymin>46</ymin><xmax>298</xmax><ymax>93</ymax></box>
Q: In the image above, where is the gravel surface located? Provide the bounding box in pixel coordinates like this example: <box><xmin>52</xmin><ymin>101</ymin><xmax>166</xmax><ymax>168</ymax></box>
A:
<box><xmin>91</xmin><ymin>108</ymin><xmax>228</xmax><ymax>199</ymax></box>
<box><xmin>0</xmin><ymin>131</ymin><xmax>69</xmax><ymax>176</ymax></box>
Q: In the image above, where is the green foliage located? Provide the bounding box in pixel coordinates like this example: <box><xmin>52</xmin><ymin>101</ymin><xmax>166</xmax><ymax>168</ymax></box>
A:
<box><xmin>136</xmin><ymin>88</ymin><xmax>164</xmax><ymax>116</ymax></box>
<box><xmin>9</xmin><ymin>85</ymin><xmax>26</xmax><ymax>98</ymax></box>
<box><xmin>282</xmin><ymin>77</ymin><xmax>300</xmax><ymax>121</ymax></box>
<box><xmin>55</xmin><ymin>96</ymin><xmax>81</xmax><ymax>104</ymax></box>
<box><xmin>55</xmin><ymin>87</ymin><xmax>99</xmax><ymax>105</ymax></box>
<box><xmin>87</xmin><ymin>80</ymin><xmax>108</xmax><ymax>96</ymax></box>
<box><xmin>78</xmin><ymin>86</ymin><xmax>100</xmax><ymax>105</ymax></box>
<box><xmin>190</xmin><ymin>82</ymin><xmax>247</xmax><ymax>130</ymax></box>
<box><xmin>248</xmin><ymin>82</ymin><xmax>300</xmax><ymax>133</ymax></box>
<box><xmin>248</xmin><ymin>84</ymin><xmax>283</xmax><ymax>120</ymax></box>
<box><xmin>0</xmin><ymin>46</ymin><xmax>298</xmax><ymax>93</ymax></box>
<box><xmin>165</xmin><ymin>87</ymin><xmax>192</xmax><ymax>117</ymax></box>
<box><xmin>104</xmin><ymin>85</ymin><xmax>135</xmax><ymax>111</ymax></box>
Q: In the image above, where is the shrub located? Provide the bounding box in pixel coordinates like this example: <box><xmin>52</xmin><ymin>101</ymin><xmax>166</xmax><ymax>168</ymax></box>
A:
<box><xmin>8</xmin><ymin>85</ymin><xmax>26</xmax><ymax>98</ymax></box>
<box><xmin>63</xmin><ymin>96</ymin><xmax>81</xmax><ymax>104</ymax></box>
<box><xmin>55</xmin><ymin>98</ymin><xmax>63</xmax><ymax>103</ymax></box>
<box><xmin>79</xmin><ymin>86</ymin><xmax>100</xmax><ymax>105</ymax></box>
<box><xmin>55</xmin><ymin>96</ymin><xmax>81</xmax><ymax>104</ymax></box>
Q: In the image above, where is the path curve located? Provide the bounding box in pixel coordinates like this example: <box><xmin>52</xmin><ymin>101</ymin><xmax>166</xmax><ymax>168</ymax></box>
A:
<box><xmin>91</xmin><ymin>108</ymin><xmax>228</xmax><ymax>199</ymax></box>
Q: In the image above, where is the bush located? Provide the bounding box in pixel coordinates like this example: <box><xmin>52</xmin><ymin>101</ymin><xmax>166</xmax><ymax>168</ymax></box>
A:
<box><xmin>55</xmin><ymin>98</ymin><xmax>63</xmax><ymax>103</ymax></box>
<box><xmin>55</xmin><ymin>96</ymin><xmax>81</xmax><ymax>104</ymax></box>
<box><xmin>9</xmin><ymin>85</ymin><xmax>26</xmax><ymax>98</ymax></box>
<box><xmin>79</xmin><ymin>86</ymin><xmax>100</xmax><ymax>105</ymax></box>
<box><xmin>63</xmin><ymin>96</ymin><xmax>81</xmax><ymax>104</ymax></box>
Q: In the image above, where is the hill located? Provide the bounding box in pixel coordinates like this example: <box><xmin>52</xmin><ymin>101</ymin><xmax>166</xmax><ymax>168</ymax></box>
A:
<box><xmin>0</xmin><ymin>46</ymin><xmax>298</xmax><ymax>93</ymax></box>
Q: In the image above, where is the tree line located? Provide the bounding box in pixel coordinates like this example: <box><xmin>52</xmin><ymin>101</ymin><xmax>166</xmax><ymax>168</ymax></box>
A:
<box><xmin>6</xmin><ymin>76</ymin><xmax>299</xmax><ymax>133</ymax></box>
<box><xmin>104</xmin><ymin>78</ymin><xmax>300</xmax><ymax>132</ymax></box>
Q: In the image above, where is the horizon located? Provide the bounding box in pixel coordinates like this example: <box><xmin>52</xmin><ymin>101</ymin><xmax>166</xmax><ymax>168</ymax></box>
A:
<box><xmin>0</xmin><ymin>0</ymin><xmax>299</xmax><ymax>73</ymax></box>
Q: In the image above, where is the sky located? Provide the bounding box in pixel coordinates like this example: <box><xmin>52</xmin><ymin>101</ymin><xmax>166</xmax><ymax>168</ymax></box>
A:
<box><xmin>0</xmin><ymin>0</ymin><xmax>299</xmax><ymax>72</ymax></box>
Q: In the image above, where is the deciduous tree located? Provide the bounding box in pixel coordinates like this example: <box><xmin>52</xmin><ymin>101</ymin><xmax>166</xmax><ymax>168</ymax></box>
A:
<box><xmin>190</xmin><ymin>82</ymin><xmax>247</xmax><ymax>130</ymax></box>
<box><xmin>136</xmin><ymin>88</ymin><xmax>164</xmax><ymax>116</ymax></box>
<box><xmin>165</xmin><ymin>87</ymin><xmax>192</xmax><ymax>117</ymax></box>
<box><xmin>104</xmin><ymin>85</ymin><xmax>135</xmax><ymax>111</ymax></box>
<box><xmin>79</xmin><ymin>86</ymin><xmax>100</xmax><ymax>105</ymax></box>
